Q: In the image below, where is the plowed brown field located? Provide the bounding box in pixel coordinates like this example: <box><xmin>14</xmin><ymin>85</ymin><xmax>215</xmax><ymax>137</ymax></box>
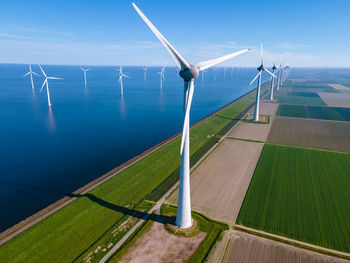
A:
<box><xmin>166</xmin><ymin>139</ymin><xmax>263</xmax><ymax>226</ymax></box>
<box><xmin>267</xmin><ymin>116</ymin><xmax>350</xmax><ymax>153</ymax></box>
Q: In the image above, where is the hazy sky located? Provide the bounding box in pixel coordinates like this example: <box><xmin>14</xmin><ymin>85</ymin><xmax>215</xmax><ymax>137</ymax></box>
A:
<box><xmin>1</xmin><ymin>0</ymin><xmax>349</xmax><ymax>67</ymax></box>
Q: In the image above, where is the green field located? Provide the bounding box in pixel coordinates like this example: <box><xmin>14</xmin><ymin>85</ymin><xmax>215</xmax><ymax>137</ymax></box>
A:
<box><xmin>0</xmin><ymin>85</ymin><xmax>267</xmax><ymax>263</ymax></box>
<box><xmin>237</xmin><ymin>144</ymin><xmax>350</xmax><ymax>253</ymax></box>
<box><xmin>277</xmin><ymin>104</ymin><xmax>350</xmax><ymax>121</ymax></box>
<box><xmin>277</xmin><ymin>96</ymin><xmax>327</xmax><ymax>106</ymax></box>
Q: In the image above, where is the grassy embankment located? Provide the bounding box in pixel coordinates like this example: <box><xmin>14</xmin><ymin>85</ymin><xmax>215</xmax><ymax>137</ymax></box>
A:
<box><xmin>237</xmin><ymin>144</ymin><xmax>350</xmax><ymax>253</ymax></box>
<box><xmin>0</xmin><ymin>84</ymin><xmax>267</xmax><ymax>263</ymax></box>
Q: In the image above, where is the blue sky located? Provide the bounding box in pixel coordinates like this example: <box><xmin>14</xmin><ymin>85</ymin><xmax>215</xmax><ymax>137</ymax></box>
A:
<box><xmin>1</xmin><ymin>0</ymin><xmax>349</xmax><ymax>67</ymax></box>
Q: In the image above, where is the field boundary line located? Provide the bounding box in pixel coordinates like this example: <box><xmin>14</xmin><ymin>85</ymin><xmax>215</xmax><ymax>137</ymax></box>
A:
<box><xmin>234</xmin><ymin>224</ymin><xmax>350</xmax><ymax>260</ymax></box>
<box><xmin>225</xmin><ymin>137</ymin><xmax>265</xmax><ymax>144</ymax></box>
<box><xmin>274</xmin><ymin>114</ymin><xmax>350</xmax><ymax>124</ymax></box>
<box><xmin>265</xmin><ymin>142</ymin><xmax>350</xmax><ymax>155</ymax></box>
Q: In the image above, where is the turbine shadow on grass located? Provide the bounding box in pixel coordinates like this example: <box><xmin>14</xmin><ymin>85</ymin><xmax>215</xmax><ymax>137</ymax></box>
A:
<box><xmin>2</xmin><ymin>179</ymin><xmax>173</xmax><ymax>224</ymax></box>
<box><xmin>215</xmin><ymin>114</ymin><xmax>242</xmax><ymax>121</ymax></box>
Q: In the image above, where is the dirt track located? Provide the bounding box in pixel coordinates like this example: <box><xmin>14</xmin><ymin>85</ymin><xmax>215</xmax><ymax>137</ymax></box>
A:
<box><xmin>208</xmin><ymin>230</ymin><xmax>349</xmax><ymax>263</ymax></box>
<box><xmin>166</xmin><ymin>139</ymin><xmax>263</xmax><ymax>226</ymax></box>
<box><xmin>117</xmin><ymin>222</ymin><xmax>205</xmax><ymax>263</ymax></box>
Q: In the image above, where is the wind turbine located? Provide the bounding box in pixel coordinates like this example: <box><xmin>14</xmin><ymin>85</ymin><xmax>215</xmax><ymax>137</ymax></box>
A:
<box><xmin>158</xmin><ymin>66</ymin><xmax>165</xmax><ymax>90</ymax></box>
<box><xmin>213</xmin><ymin>67</ymin><xmax>217</xmax><ymax>81</ymax></box>
<box><xmin>133</xmin><ymin>2</ymin><xmax>249</xmax><ymax>228</ymax></box>
<box><xmin>38</xmin><ymin>65</ymin><xmax>63</xmax><ymax>108</ymax></box>
<box><xmin>269</xmin><ymin>59</ymin><xmax>277</xmax><ymax>100</ymax></box>
<box><xmin>201</xmin><ymin>70</ymin><xmax>207</xmax><ymax>85</ymax></box>
<box><xmin>143</xmin><ymin>66</ymin><xmax>148</xmax><ymax>81</ymax></box>
<box><xmin>23</xmin><ymin>64</ymin><xmax>40</xmax><ymax>91</ymax></box>
<box><xmin>80</xmin><ymin>66</ymin><xmax>91</xmax><ymax>87</ymax></box>
<box><xmin>276</xmin><ymin>62</ymin><xmax>287</xmax><ymax>91</ymax></box>
<box><xmin>117</xmin><ymin>66</ymin><xmax>129</xmax><ymax>96</ymax></box>
<box><xmin>249</xmin><ymin>44</ymin><xmax>276</xmax><ymax>121</ymax></box>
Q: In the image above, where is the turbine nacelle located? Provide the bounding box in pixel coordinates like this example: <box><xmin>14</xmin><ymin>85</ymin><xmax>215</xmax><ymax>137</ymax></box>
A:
<box><xmin>257</xmin><ymin>64</ymin><xmax>264</xmax><ymax>71</ymax></box>
<box><xmin>179</xmin><ymin>65</ymin><xmax>199</xmax><ymax>82</ymax></box>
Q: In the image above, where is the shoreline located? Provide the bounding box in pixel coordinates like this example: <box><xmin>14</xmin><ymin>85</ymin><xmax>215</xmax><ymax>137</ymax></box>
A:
<box><xmin>0</xmin><ymin>87</ymin><xmax>256</xmax><ymax>245</ymax></box>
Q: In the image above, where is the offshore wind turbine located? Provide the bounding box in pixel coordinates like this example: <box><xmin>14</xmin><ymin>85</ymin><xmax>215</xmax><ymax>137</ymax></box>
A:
<box><xmin>213</xmin><ymin>67</ymin><xmax>217</xmax><ymax>81</ymax></box>
<box><xmin>23</xmin><ymin>64</ymin><xmax>40</xmax><ymax>91</ymax></box>
<box><xmin>158</xmin><ymin>66</ymin><xmax>165</xmax><ymax>90</ymax></box>
<box><xmin>143</xmin><ymin>66</ymin><xmax>148</xmax><ymax>81</ymax></box>
<box><xmin>38</xmin><ymin>65</ymin><xmax>63</xmax><ymax>108</ymax></box>
<box><xmin>133</xmin><ymin>2</ymin><xmax>249</xmax><ymax>228</ymax></box>
<box><xmin>249</xmin><ymin>44</ymin><xmax>276</xmax><ymax>121</ymax></box>
<box><xmin>80</xmin><ymin>66</ymin><xmax>91</xmax><ymax>87</ymax></box>
<box><xmin>117</xmin><ymin>66</ymin><xmax>129</xmax><ymax>96</ymax></box>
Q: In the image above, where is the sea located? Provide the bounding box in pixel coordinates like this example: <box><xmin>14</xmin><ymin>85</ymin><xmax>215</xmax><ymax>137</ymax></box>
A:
<box><xmin>0</xmin><ymin>63</ymin><xmax>268</xmax><ymax>232</ymax></box>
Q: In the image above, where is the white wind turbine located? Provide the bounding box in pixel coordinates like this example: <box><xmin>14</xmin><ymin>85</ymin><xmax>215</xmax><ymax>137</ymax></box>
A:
<box><xmin>158</xmin><ymin>66</ymin><xmax>165</xmax><ymax>90</ymax></box>
<box><xmin>269</xmin><ymin>59</ymin><xmax>277</xmax><ymax>100</ymax></box>
<box><xmin>133</xmin><ymin>2</ymin><xmax>249</xmax><ymax>228</ymax></box>
<box><xmin>38</xmin><ymin>65</ymin><xmax>63</xmax><ymax>108</ymax></box>
<box><xmin>23</xmin><ymin>64</ymin><xmax>40</xmax><ymax>92</ymax></box>
<box><xmin>201</xmin><ymin>69</ymin><xmax>207</xmax><ymax>84</ymax></box>
<box><xmin>276</xmin><ymin>62</ymin><xmax>287</xmax><ymax>91</ymax></box>
<box><xmin>249</xmin><ymin>44</ymin><xmax>276</xmax><ymax>122</ymax></box>
<box><xmin>80</xmin><ymin>66</ymin><xmax>91</xmax><ymax>87</ymax></box>
<box><xmin>117</xmin><ymin>66</ymin><xmax>129</xmax><ymax>96</ymax></box>
<box><xmin>143</xmin><ymin>67</ymin><xmax>148</xmax><ymax>81</ymax></box>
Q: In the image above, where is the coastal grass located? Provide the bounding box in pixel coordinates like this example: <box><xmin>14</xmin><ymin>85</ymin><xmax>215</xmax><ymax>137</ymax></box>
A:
<box><xmin>277</xmin><ymin>104</ymin><xmax>350</xmax><ymax>121</ymax></box>
<box><xmin>236</xmin><ymin>144</ymin><xmax>350</xmax><ymax>253</ymax></box>
<box><xmin>0</xmin><ymin>85</ymin><xmax>264</xmax><ymax>263</ymax></box>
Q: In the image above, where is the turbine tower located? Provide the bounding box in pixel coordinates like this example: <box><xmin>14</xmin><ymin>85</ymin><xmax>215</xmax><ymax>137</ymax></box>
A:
<box><xmin>23</xmin><ymin>64</ymin><xmax>40</xmax><ymax>91</ymax></box>
<box><xmin>158</xmin><ymin>66</ymin><xmax>165</xmax><ymax>90</ymax></box>
<box><xmin>80</xmin><ymin>66</ymin><xmax>91</xmax><ymax>87</ymax></box>
<box><xmin>133</xmin><ymin>2</ymin><xmax>249</xmax><ymax>228</ymax></box>
<box><xmin>143</xmin><ymin>67</ymin><xmax>148</xmax><ymax>81</ymax></box>
<box><xmin>276</xmin><ymin>61</ymin><xmax>287</xmax><ymax>91</ymax></box>
<box><xmin>38</xmin><ymin>65</ymin><xmax>63</xmax><ymax>108</ymax></box>
<box><xmin>249</xmin><ymin>44</ymin><xmax>276</xmax><ymax>122</ymax></box>
<box><xmin>117</xmin><ymin>66</ymin><xmax>129</xmax><ymax>96</ymax></box>
<box><xmin>270</xmin><ymin>60</ymin><xmax>277</xmax><ymax>100</ymax></box>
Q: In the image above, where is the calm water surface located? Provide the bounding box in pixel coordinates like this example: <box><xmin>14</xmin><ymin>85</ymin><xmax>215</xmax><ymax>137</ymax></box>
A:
<box><xmin>0</xmin><ymin>64</ymin><xmax>265</xmax><ymax>231</ymax></box>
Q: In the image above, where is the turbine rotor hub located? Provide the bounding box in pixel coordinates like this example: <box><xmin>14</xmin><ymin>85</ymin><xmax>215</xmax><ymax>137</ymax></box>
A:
<box><xmin>179</xmin><ymin>65</ymin><xmax>199</xmax><ymax>82</ymax></box>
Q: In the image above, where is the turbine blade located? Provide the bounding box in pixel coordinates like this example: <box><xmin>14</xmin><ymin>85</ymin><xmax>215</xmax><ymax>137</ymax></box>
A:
<box><xmin>250</xmin><ymin>71</ymin><xmax>262</xmax><ymax>86</ymax></box>
<box><xmin>80</xmin><ymin>66</ymin><xmax>85</xmax><ymax>71</ymax></box>
<box><xmin>23</xmin><ymin>72</ymin><xmax>30</xmax><ymax>77</ymax></box>
<box><xmin>32</xmin><ymin>72</ymin><xmax>41</xmax><ymax>76</ymax></box>
<box><xmin>196</xmin><ymin>49</ymin><xmax>249</xmax><ymax>72</ymax></box>
<box><xmin>132</xmin><ymin>2</ymin><xmax>190</xmax><ymax>70</ymax></box>
<box><xmin>38</xmin><ymin>64</ymin><xmax>47</xmax><ymax>78</ymax></box>
<box><xmin>180</xmin><ymin>80</ymin><xmax>195</xmax><ymax>154</ymax></box>
<box><xmin>264</xmin><ymin>68</ymin><xmax>277</xmax><ymax>78</ymax></box>
<box><xmin>40</xmin><ymin>79</ymin><xmax>47</xmax><ymax>93</ymax></box>
<box><xmin>47</xmin><ymin>77</ymin><xmax>63</xmax><ymax>80</ymax></box>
